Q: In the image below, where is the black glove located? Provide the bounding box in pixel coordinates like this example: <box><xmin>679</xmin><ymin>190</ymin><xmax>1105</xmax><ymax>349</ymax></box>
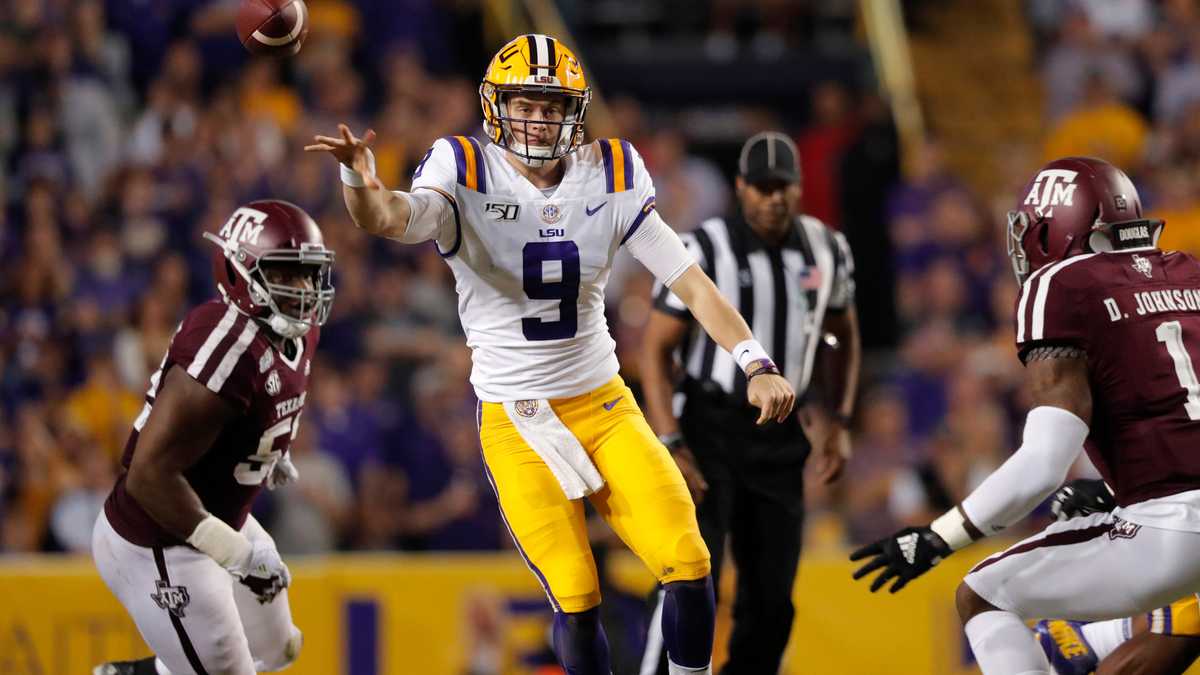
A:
<box><xmin>1050</xmin><ymin>478</ymin><xmax>1116</xmax><ymax>521</ymax></box>
<box><xmin>239</xmin><ymin>573</ymin><xmax>288</xmax><ymax>604</ymax></box>
<box><xmin>850</xmin><ymin>526</ymin><xmax>952</xmax><ymax>593</ymax></box>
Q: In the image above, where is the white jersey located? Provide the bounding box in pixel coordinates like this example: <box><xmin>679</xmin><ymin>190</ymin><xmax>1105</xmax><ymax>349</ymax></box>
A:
<box><xmin>406</xmin><ymin>136</ymin><xmax>676</xmax><ymax>401</ymax></box>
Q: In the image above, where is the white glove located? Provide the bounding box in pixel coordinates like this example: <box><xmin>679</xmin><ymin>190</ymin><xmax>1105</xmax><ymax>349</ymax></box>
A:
<box><xmin>267</xmin><ymin>454</ymin><xmax>299</xmax><ymax>490</ymax></box>
<box><xmin>235</xmin><ymin>539</ymin><xmax>291</xmax><ymax>604</ymax></box>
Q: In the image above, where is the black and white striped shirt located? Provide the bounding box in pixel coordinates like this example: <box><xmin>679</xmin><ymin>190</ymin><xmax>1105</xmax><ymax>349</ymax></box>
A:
<box><xmin>653</xmin><ymin>214</ymin><xmax>855</xmax><ymax>399</ymax></box>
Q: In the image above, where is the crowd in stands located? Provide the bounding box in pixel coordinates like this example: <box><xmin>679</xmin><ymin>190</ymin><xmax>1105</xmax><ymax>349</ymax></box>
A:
<box><xmin>1</xmin><ymin>0</ymin><xmax>1194</xmax><ymax>558</ymax></box>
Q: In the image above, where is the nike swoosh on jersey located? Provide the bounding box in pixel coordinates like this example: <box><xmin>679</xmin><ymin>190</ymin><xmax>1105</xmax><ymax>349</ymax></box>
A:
<box><xmin>602</xmin><ymin>396</ymin><xmax>623</xmax><ymax>411</ymax></box>
<box><xmin>586</xmin><ymin>202</ymin><xmax>607</xmax><ymax>216</ymax></box>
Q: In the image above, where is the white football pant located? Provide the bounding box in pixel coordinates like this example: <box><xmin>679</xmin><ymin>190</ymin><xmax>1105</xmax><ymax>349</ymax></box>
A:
<box><xmin>966</xmin><ymin>510</ymin><xmax>1200</xmax><ymax>621</ymax></box>
<box><xmin>92</xmin><ymin>511</ymin><xmax>301</xmax><ymax>674</ymax></box>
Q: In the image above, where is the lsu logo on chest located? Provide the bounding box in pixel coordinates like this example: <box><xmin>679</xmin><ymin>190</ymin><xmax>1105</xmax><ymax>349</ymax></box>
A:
<box><xmin>1023</xmin><ymin>169</ymin><xmax>1078</xmax><ymax>218</ymax></box>
<box><xmin>219</xmin><ymin>207</ymin><xmax>269</xmax><ymax>245</ymax></box>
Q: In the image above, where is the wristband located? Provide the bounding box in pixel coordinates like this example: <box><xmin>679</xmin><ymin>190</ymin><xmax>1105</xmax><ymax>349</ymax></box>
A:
<box><xmin>731</xmin><ymin>339</ymin><xmax>771</xmax><ymax>372</ymax></box>
<box><xmin>745</xmin><ymin>358</ymin><xmax>780</xmax><ymax>380</ymax></box>
<box><xmin>339</xmin><ymin>148</ymin><xmax>377</xmax><ymax>188</ymax></box>
<box><xmin>658</xmin><ymin>432</ymin><xmax>685</xmax><ymax>452</ymax></box>
<box><xmin>186</xmin><ymin>514</ymin><xmax>251</xmax><ymax>567</ymax></box>
<box><xmin>930</xmin><ymin>506</ymin><xmax>979</xmax><ymax>552</ymax></box>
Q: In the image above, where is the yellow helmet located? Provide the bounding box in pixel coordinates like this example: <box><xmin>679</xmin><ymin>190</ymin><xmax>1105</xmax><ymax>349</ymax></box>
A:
<box><xmin>479</xmin><ymin>34</ymin><xmax>591</xmax><ymax>165</ymax></box>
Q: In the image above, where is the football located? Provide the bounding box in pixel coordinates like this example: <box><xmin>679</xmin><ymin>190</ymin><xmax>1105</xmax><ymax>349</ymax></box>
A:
<box><xmin>236</xmin><ymin>0</ymin><xmax>309</xmax><ymax>57</ymax></box>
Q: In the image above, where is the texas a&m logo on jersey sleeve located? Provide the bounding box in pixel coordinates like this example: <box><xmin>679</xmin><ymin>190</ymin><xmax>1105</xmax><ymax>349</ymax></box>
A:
<box><xmin>1023</xmin><ymin>169</ymin><xmax>1079</xmax><ymax>218</ymax></box>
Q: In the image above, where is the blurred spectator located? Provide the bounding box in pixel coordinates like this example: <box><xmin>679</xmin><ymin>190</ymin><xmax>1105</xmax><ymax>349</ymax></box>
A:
<box><xmin>795</xmin><ymin>80</ymin><xmax>859</xmax><ymax>227</ymax></box>
<box><xmin>48</xmin><ymin>422</ymin><xmax>116</xmax><ymax>552</ymax></box>
<box><xmin>1041</xmin><ymin>7</ymin><xmax>1144</xmax><ymax>121</ymax></box>
<box><xmin>642</xmin><ymin>127</ymin><xmax>729</xmax><ymax>233</ymax></box>
<box><xmin>113</xmin><ymin>292</ymin><xmax>179</xmax><ymax>391</ymax></box>
<box><xmin>1152</xmin><ymin>162</ymin><xmax>1200</xmax><ymax>256</ymax></box>
<box><xmin>61</xmin><ymin>352</ymin><xmax>139</xmax><ymax>463</ymax></box>
<box><xmin>44</xmin><ymin>22</ymin><xmax>122</xmax><ymax>200</ymax></box>
<box><xmin>1043</xmin><ymin>72</ymin><xmax>1149</xmax><ymax>169</ymax></box>
<box><xmin>841</xmin><ymin>387</ymin><xmax>917</xmax><ymax>543</ymax></box>
<box><xmin>268</xmin><ymin>418</ymin><xmax>355</xmax><ymax>554</ymax></box>
<box><xmin>1073</xmin><ymin>0</ymin><xmax>1155</xmax><ymax>43</ymax></box>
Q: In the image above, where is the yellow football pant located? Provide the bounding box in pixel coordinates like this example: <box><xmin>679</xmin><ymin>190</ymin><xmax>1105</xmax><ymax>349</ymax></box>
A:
<box><xmin>1148</xmin><ymin>595</ymin><xmax>1200</xmax><ymax>636</ymax></box>
<box><xmin>478</xmin><ymin>375</ymin><xmax>711</xmax><ymax>613</ymax></box>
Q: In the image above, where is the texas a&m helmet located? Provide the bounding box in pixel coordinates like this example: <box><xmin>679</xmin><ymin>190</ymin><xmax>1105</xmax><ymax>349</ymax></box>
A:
<box><xmin>1007</xmin><ymin>156</ymin><xmax>1164</xmax><ymax>284</ymax></box>
<box><xmin>203</xmin><ymin>200</ymin><xmax>335</xmax><ymax>339</ymax></box>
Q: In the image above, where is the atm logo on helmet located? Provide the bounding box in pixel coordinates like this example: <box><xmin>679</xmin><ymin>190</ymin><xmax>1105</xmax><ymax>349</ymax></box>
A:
<box><xmin>219</xmin><ymin>207</ymin><xmax>269</xmax><ymax>246</ymax></box>
<box><xmin>1023</xmin><ymin>169</ymin><xmax>1079</xmax><ymax>219</ymax></box>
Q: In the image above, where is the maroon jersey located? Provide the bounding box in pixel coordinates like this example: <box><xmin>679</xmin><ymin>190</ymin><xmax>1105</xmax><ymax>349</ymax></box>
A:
<box><xmin>1015</xmin><ymin>249</ymin><xmax>1200</xmax><ymax>507</ymax></box>
<box><xmin>105</xmin><ymin>299</ymin><xmax>316</xmax><ymax>547</ymax></box>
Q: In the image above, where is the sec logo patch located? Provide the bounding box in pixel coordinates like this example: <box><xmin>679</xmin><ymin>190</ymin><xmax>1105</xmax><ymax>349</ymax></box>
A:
<box><xmin>266</xmin><ymin>370</ymin><xmax>282</xmax><ymax>396</ymax></box>
<box><xmin>540</xmin><ymin>204</ymin><xmax>561</xmax><ymax>224</ymax></box>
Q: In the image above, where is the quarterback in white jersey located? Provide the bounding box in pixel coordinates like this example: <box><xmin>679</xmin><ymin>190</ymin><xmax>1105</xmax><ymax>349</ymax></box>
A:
<box><xmin>406</xmin><ymin>134</ymin><xmax>662</xmax><ymax>400</ymax></box>
<box><xmin>307</xmin><ymin>33</ymin><xmax>794</xmax><ymax>675</ymax></box>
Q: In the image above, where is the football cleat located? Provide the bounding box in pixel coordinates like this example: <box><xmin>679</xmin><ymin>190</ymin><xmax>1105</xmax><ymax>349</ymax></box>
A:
<box><xmin>1035</xmin><ymin>619</ymin><xmax>1099</xmax><ymax>675</ymax></box>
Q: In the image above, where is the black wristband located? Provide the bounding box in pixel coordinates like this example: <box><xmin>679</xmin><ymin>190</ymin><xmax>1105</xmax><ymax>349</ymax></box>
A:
<box><xmin>658</xmin><ymin>432</ymin><xmax>685</xmax><ymax>452</ymax></box>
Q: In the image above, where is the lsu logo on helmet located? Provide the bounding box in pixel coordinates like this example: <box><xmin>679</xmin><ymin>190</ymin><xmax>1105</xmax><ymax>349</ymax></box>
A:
<box><xmin>479</xmin><ymin>34</ymin><xmax>591</xmax><ymax>164</ymax></box>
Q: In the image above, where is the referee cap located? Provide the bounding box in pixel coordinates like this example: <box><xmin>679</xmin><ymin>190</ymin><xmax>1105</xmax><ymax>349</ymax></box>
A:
<box><xmin>738</xmin><ymin>131</ymin><xmax>801</xmax><ymax>185</ymax></box>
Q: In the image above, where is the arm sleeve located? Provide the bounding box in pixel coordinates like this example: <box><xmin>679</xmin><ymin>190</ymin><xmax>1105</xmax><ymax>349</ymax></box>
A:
<box><xmin>401</xmin><ymin>138</ymin><xmax>460</xmax><ymax>248</ymax></box>
<box><xmin>1014</xmin><ymin>266</ymin><xmax>1089</xmax><ymax>363</ymax></box>
<box><xmin>651</xmin><ymin>231</ymin><xmax>706</xmax><ymax>319</ymax></box>
<box><xmin>624</xmin><ymin>210</ymin><xmax>696</xmax><ymax>287</ymax></box>
<box><xmin>959</xmin><ymin>406</ymin><xmax>1089</xmax><ymax>536</ymax></box>
<box><xmin>168</xmin><ymin>305</ymin><xmax>258</xmax><ymax>411</ymax></box>
<box><xmin>827</xmin><ymin>229</ymin><xmax>856</xmax><ymax>311</ymax></box>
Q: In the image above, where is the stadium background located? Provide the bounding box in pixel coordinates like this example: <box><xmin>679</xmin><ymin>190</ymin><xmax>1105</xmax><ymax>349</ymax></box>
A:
<box><xmin>2</xmin><ymin>0</ymin><xmax>1200</xmax><ymax>673</ymax></box>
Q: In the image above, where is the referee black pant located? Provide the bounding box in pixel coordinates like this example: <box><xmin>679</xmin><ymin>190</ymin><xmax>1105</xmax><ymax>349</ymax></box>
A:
<box><xmin>645</xmin><ymin>388</ymin><xmax>809</xmax><ymax>675</ymax></box>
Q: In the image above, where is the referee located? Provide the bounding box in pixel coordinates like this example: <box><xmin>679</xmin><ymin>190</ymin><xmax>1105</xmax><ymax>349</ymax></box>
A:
<box><xmin>640</xmin><ymin>131</ymin><xmax>860</xmax><ymax>675</ymax></box>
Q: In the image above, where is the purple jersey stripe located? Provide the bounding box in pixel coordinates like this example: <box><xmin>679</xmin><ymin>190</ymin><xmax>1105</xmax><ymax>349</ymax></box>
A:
<box><xmin>598</xmin><ymin>139</ymin><xmax>615</xmax><ymax>194</ymax></box>
<box><xmin>425</xmin><ymin>188</ymin><xmax>462</xmax><ymax>258</ymax></box>
<box><xmin>447</xmin><ymin>136</ymin><xmax>468</xmax><ymax>187</ymax></box>
<box><xmin>619</xmin><ymin>196</ymin><xmax>657</xmax><ymax>246</ymax></box>
<box><xmin>619</xmin><ymin>139</ymin><xmax>634</xmax><ymax>191</ymax></box>
<box><xmin>479</xmin><ymin>442</ymin><xmax>562</xmax><ymax>612</ymax></box>
<box><xmin>467</xmin><ymin>136</ymin><xmax>488</xmax><ymax>194</ymax></box>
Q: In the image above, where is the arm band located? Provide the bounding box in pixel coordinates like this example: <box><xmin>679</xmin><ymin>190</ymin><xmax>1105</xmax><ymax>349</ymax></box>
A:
<box><xmin>186</xmin><ymin>514</ymin><xmax>251</xmax><ymax>568</ymax></box>
<box><xmin>339</xmin><ymin>148</ymin><xmax>377</xmax><ymax>188</ymax></box>
<box><xmin>731</xmin><ymin>339</ymin><xmax>771</xmax><ymax>372</ymax></box>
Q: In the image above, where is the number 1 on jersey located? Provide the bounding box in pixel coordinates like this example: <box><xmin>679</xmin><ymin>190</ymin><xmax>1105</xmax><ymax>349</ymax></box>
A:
<box><xmin>522</xmin><ymin>241</ymin><xmax>580</xmax><ymax>341</ymax></box>
<box><xmin>1156</xmin><ymin>320</ymin><xmax>1200</xmax><ymax>420</ymax></box>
